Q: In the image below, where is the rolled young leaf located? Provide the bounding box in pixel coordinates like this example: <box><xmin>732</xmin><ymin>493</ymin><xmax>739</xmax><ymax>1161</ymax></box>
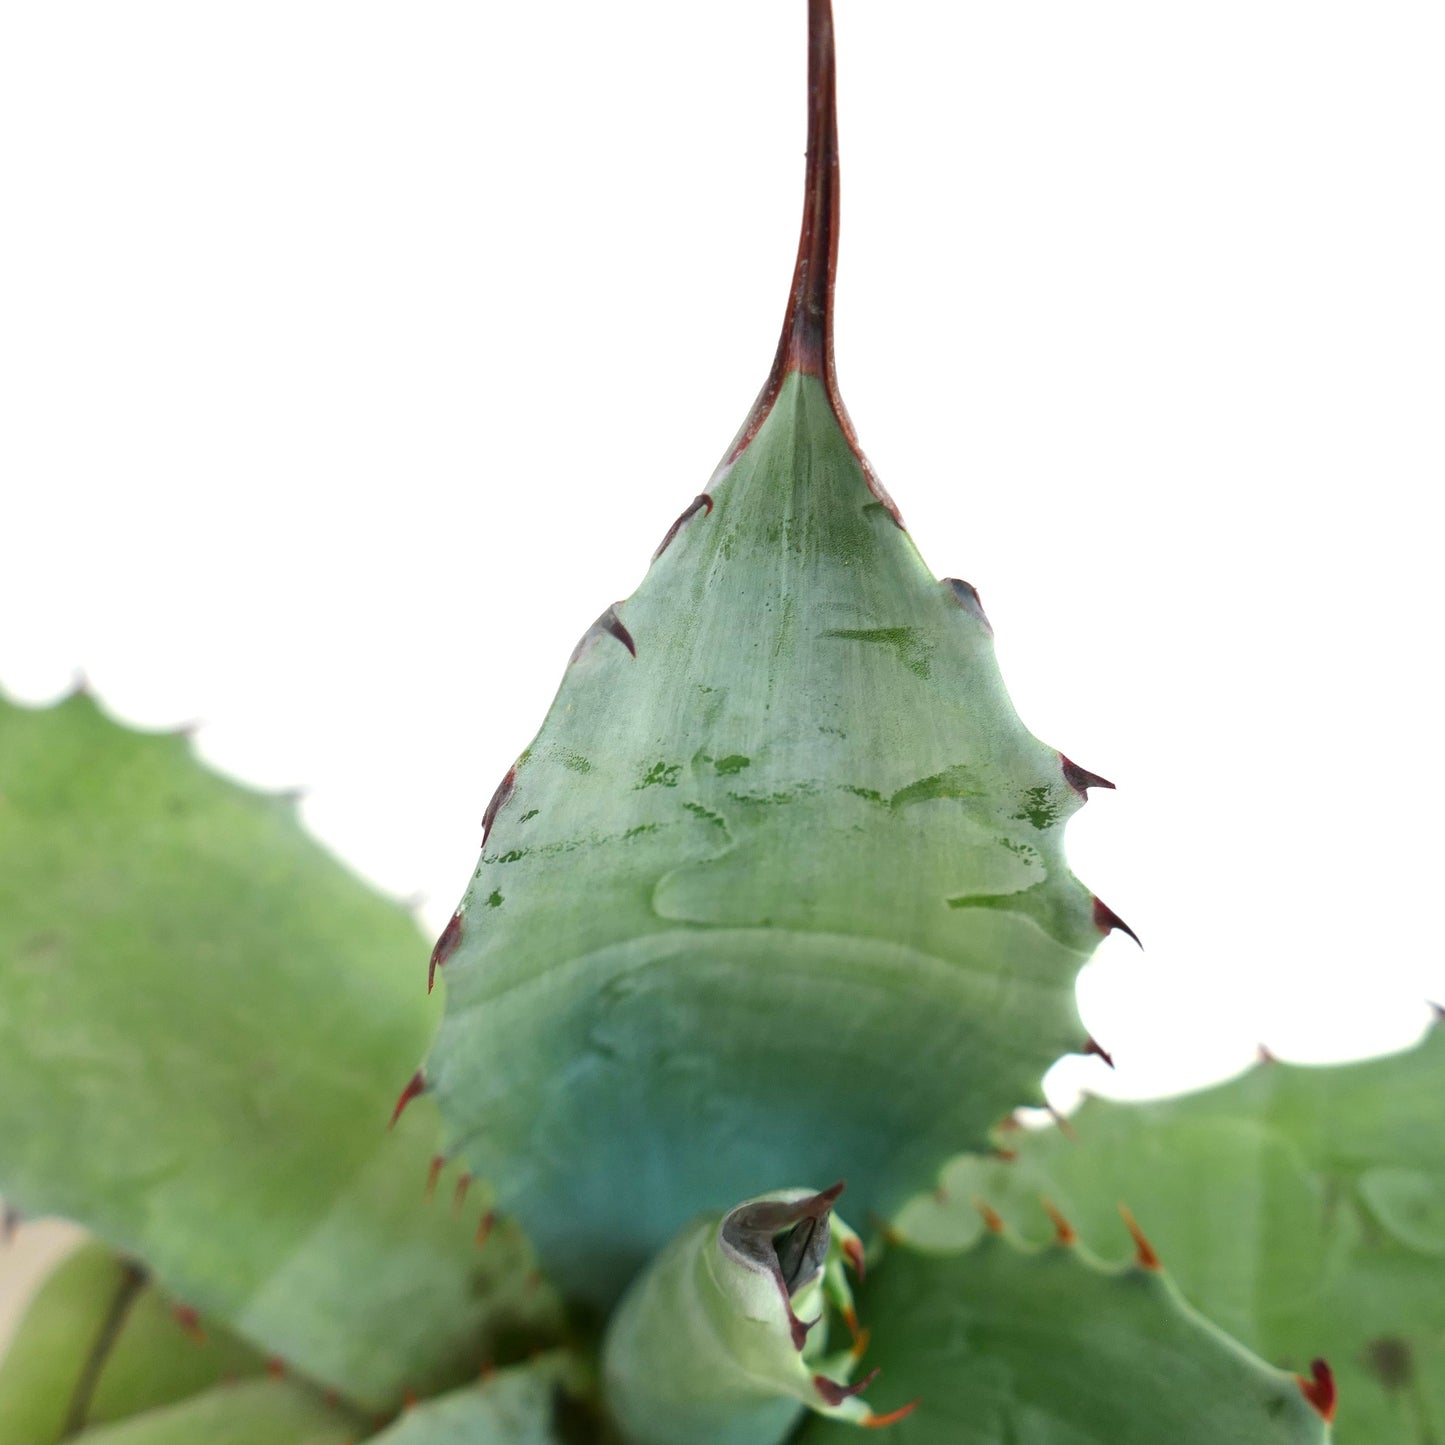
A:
<box><xmin>601</xmin><ymin>1185</ymin><xmax>887</xmax><ymax>1445</ymax></box>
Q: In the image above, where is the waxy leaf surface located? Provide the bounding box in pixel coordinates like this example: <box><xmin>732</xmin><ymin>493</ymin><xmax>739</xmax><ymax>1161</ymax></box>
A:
<box><xmin>795</xmin><ymin>1232</ymin><xmax>1331</xmax><ymax>1444</ymax></box>
<box><xmin>896</xmin><ymin>1028</ymin><xmax>1445</xmax><ymax>1444</ymax></box>
<box><xmin>428</xmin><ymin>372</ymin><xmax>1107</xmax><ymax>1307</ymax></box>
<box><xmin>0</xmin><ymin>692</ymin><xmax>558</xmax><ymax>1414</ymax></box>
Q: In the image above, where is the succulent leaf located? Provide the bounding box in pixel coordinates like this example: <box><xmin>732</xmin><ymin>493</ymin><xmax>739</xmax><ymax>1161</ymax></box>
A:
<box><xmin>426</xmin><ymin>0</ymin><xmax>1109</xmax><ymax>1310</ymax></box>
<box><xmin>0</xmin><ymin>1239</ymin><xmax>266</xmax><ymax>1443</ymax></box>
<box><xmin>601</xmin><ymin>1185</ymin><xmax>879</xmax><ymax>1445</ymax></box>
<box><xmin>61</xmin><ymin>1377</ymin><xmax>357</xmax><ymax>1444</ymax></box>
<box><xmin>367</xmin><ymin>1353</ymin><xmax>595</xmax><ymax>1444</ymax></box>
<box><xmin>794</xmin><ymin>1229</ymin><xmax>1332</xmax><ymax>1444</ymax></box>
<box><xmin>894</xmin><ymin>1027</ymin><xmax>1445</xmax><ymax>1444</ymax></box>
<box><xmin>0</xmin><ymin>691</ymin><xmax>559</xmax><ymax>1413</ymax></box>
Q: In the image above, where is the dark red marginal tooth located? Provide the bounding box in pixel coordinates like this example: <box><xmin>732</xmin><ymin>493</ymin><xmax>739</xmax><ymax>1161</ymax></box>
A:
<box><xmin>863</xmin><ymin>1399</ymin><xmax>920</xmax><ymax>1429</ymax></box>
<box><xmin>452</xmin><ymin>1173</ymin><xmax>473</xmax><ymax>1214</ymax></box>
<box><xmin>599</xmin><ymin>606</ymin><xmax>637</xmax><ymax>657</ymax></box>
<box><xmin>475</xmin><ymin>1210</ymin><xmax>496</xmax><ymax>1248</ymax></box>
<box><xmin>1257</xmin><ymin>1043</ymin><xmax>1280</xmax><ymax>1065</ymax></box>
<box><xmin>849</xmin><ymin>1326</ymin><xmax>871</xmax><ymax>1361</ymax></box>
<box><xmin>172</xmin><ymin>1304</ymin><xmax>206</xmax><ymax>1344</ymax></box>
<box><xmin>428</xmin><ymin>910</ymin><xmax>464</xmax><ymax>994</ymax></box>
<box><xmin>403</xmin><ymin>1391</ymin><xmax>419</xmax><ymax>1410</ymax></box>
<box><xmin>571</xmin><ymin>604</ymin><xmax>637</xmax><ymax>663</ymax></box>
<box><xmin>973</xmin><ymin>1198</ymin><xmax>1006</xmax><ymax>1234</ymax></box>
<box><xmin>1297</xmin><ymin>1359</ymin><xmax>1337</xmax><ymax>1423</ymax></box>
<box><xmin>1119</xmin><ymin>1205</ymin><xmax>1161</xmax><ymax>1270</ymax></box>
<box><xmin>786</xmin><ymin>1299</ymin><xmax>822</xmax><ymax>1352</ymax></box>
<box><xmin>266</xmin><ymin>1356</ymin><xmax>286</xmax><ymax>1379</ymax></box>
<box><xmin>1092</xmin><ymin>896</ymin><xmax>1142</xmax><ymax>947</ymax></box>
<box><xmin>842</xmin><ymin>1234</ymin><xmax>866</xmax><ymax>1281</ymax></box>
<box><xmin>943</xmin><ymin>578</ymin><xmax>993</xmax><ymax>635</ymax></box>
<box><xmin>1061</xmin><ymin>754</ymin><xmax>1116</xmax><ymax>795</ymax></box>
<box><xmin>814</xmin><ymin>1367</ymin><xmax>881</xmax><ymax>1406</ymax></box>
<box><xmin>652</xmin><ymin>493</ymin><xmax>714</xmax><ymax>559</ymax></box>
<box><xmin>389</xmin><ymin>1070</ymin><xmax>427</xmax><ymax>1130</ymax></box>
<box><xmin>1041</xmin><ymin>1198</ymin><xmax>1077</xmax><ymax>1246</ymax></box>
<box><xmin>1084</xmin><ymin>1036</ymin><xmax>1115</xmax><ymax>1068</ymax></box>
<box><xmin>425</xmin><ymin>1155</ymin><xmax>446</xmax><ymax>1202</ymax></box>
<box><xmin>480</xmin><ymin>768</ymin><xmax>517</xmax><ymax>848</ymax></box>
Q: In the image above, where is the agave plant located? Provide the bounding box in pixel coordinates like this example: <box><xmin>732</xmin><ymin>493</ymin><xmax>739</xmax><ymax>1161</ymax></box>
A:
<box><xmin>2</xmin><ymin>3</ymin><xmax>1441</xmax><ymax>1442</ymax></box>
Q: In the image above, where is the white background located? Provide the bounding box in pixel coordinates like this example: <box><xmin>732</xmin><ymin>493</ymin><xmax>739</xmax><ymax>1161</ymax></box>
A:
<box><xmin>3</xmin><ymin>1</ymin><xmax>1441</xmax><ymax>1109</ymax></box>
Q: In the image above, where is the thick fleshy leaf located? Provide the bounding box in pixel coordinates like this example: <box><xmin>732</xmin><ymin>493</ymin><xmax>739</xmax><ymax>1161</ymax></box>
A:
<box><xmin>368</xmin><ymin>1354</ymin><xmax>594</xmax><ymax>1444</ymax></box>
<box><xmin>426</xmin><ymin>0</ymin><xmax>1112</xmax><ymax>1309</ymax></box>
<box><xmin>0</xmin><ymin>691</ymin><xmax>559</xmax><ymax>1412</ymax></box>
<box><xmin>795</xmin><ymin>1232</ymin><xmax>1332</xmax><ymax>1444</ymax></box>
<box><xmin>602</xmin><ymin>1186</ymin><xmax>877</xmax><ymax>1445</ymax></box>
<box><xmin>64</xmin><ymin>1378</ymin><xmax>357</xmax><ymax>1445</ymax></box>
<box><xmin>893</xmin><ymin>1027</ymin><xmax>1445</xmax><ymax>1444</ymax></box>
<box><xmin>0</xmin><ymin>1239</ymin><xmax>265</xmax><ymax>1442</ymax></box>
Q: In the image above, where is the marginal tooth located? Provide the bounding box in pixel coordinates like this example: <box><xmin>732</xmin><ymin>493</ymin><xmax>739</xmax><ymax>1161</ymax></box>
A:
<box><xmin>1041</xmin><ymin>1198</ymin><xmax>1078</xmax><ymax>1245</ymax></box>
<box><xmin>1296</xmin><ymin>1359</ymin><xmax>1337</xmax><ymax>1423</ymax></box>
<box><xmin>652</xmin><ymin>493</ymin><xmax>714</xmax><ymax>558</ymax></box>
<box><xmin>425</xmin><ymin>1154</ymin><xmax>446</xmax><ymax>1202</ymax></box>
<box><xmin>943</xmin><ymin>577</ymin><xmax>993</xmax><ymax>634</ymax></box>
<box><xmin>1083</xmin><ymin>1036</ymin><xmax>1116</xmax><ymax>1068</ymax></box>
<box><xmin>172</xmin><ymin>1304</ymin><xmax>206</xmax><ymax>1344</ymax></box>
<box><xmin>475</xmin><ymin>1210</ymin><xmax>496</xmax><ymax>1248</ymax></box>
<box><xmin>1118</xmin><ymin>1204</ymin><xmax>1161</xmax><ymax>1270</ymax></box>
<box><xmin>480</xmin><ymin>768</ymin><xmax>517</xmax><ymax>847</ymax></box>
<box><xmin>842</xmin><ymin>1235</ymin><xmax>866</xmax><ymax>1281</ymax></box>
<box><xmin>974</xmin><ymin>1198</ymin><xmax>1006</xmax><ymax>1234</ymax></box>
<box><xmin>388</xmin><ymin>1070</ymin><xmax>427</xmax><ymax>1130</ymax></box>
<box><xmin>428</xmin><ymin>911</ymin><xmax>464</xmax><ymax>993</ymax></box>
<box><xmin>862</xmin><ymin>1399</ymin><xmax>921</xmax><ymax>1428</ymax></box>
<box><xmin>452</xmin><ymin>1173</ymin><xmax>473</xmax><ymax>1215</ymax></box>
<box><xmin>813</xmin><ymin>1367</ymin><xmax>880</xmax><ymax>1406</ymax></box>
<box><xmin>1060</xmin><ymin>754</ymin><xmax>1116</xmax><ymax>795</ymax></box>
<box><xmin>1092</xmin><ymin>896</ymin><xmax>1142</xmax><ymax>947</ymax></box>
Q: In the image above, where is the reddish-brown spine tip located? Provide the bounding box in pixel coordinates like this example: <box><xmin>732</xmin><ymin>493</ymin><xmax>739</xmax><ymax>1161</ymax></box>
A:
<box><xmin>266</xmin><ymin>1356</ymin><xmax>286</xmax><ymax>1379</ymax></box>
<box><xmin>172</xmin><ymin>1304</ymin><xmax>206</xmax><ymax>1344</ymax></box>
<box><xmin>653</xmin><ymin>493</ymin><xmax>714</xmax><ymax>559</ymax></box>
<box><xmin>850</xmin><ymin>1325</ymin><xmax>872</xmax><ymax>1361</ymax></box>
<box><xmin>1297</xmin><ymin>1358</ymin><xmax>1337</xmax><ymax>1422</ymax></box>
<box><xmin>425</xmin><ymin>1154</ymin><xmax>445</xmax><ymax>1202</ymax></box>
<box><xmin>1041</xmin><ymin>1198</ymin><xmax>1078</xmax><ymax>1245</ymax></box>
<box><xmin>842</xmin><ymin>1234</ymin><xmax>866</xmax><ymax>1282</ymax></box>
<box><xmin>479</xmin><ymin>1359</ymin><xmax>497</xmax><ymax>1383</ymax></box>
<box><xmin>452</xmin><ymin>1172</ymin><xmax>473</xmax><ymax>1215</ymax></box>
<box><xmin>814</xmin><ymin>1368</ymin><xmax>881</xmax><ymax>1406</ymax></box>
<box><xmin>863</xmin><ymin>1399</ymin><xmax>921</xmax><ymax>1429</ymax></box>
<box><xmin>1119</xmin><ymin>1205</ymin><xmax>1161</xmax><ymax>1270</ymax></box>
<box><xmin>428</xmin><ymin>910</ymin><xmax>464</xmax><ymax>993</ymax></box>
<box><xmin>1061</xmin><ymin>755</ymin><xmax>1116</xmax><ymax>795</ymax></box>
<box><xmin>475</xmin><ymin>1210</ymin><xmax>496</xmax><ymax>1248</ymax></box>
<box><xmin>974</xmin><ymin>1198</ymin><xmax>1006</xmax><ymax>1234</ymax></box>
<box><xmin>402</xmin><ymin>1391</ymin><xmax>419</xmax><ymax>1410</ymax></box>
<box><xmin>389</xmin><ymin>1070</ymin><xmax>426</xmax><ymax>1130</ymax></box>
<box><xmin>1093</xmin><ymin>896</ymin><xmax>1142</xmax><ymax>947</ymax></box>
<box><xmin>1084</xmin><ymin>1036</ymin><xmax>1115</xmax><ymax>1068</ymax></box>
<box><xmin>481</xmin><ymin>767</ymin><xmax>517</xmax><ymax>847</ymax></box>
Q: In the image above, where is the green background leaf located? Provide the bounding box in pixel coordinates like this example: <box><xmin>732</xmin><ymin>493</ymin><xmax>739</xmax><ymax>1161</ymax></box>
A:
<box><xmin>0</xmin><ymin>691</ymin><xmax>559</xmax><ymax>1414</ymax></box>
<box><xmin>895</xmin><ymin>1030</ymin><xmax>1445</xmax><ymax>1443</ymax></box>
